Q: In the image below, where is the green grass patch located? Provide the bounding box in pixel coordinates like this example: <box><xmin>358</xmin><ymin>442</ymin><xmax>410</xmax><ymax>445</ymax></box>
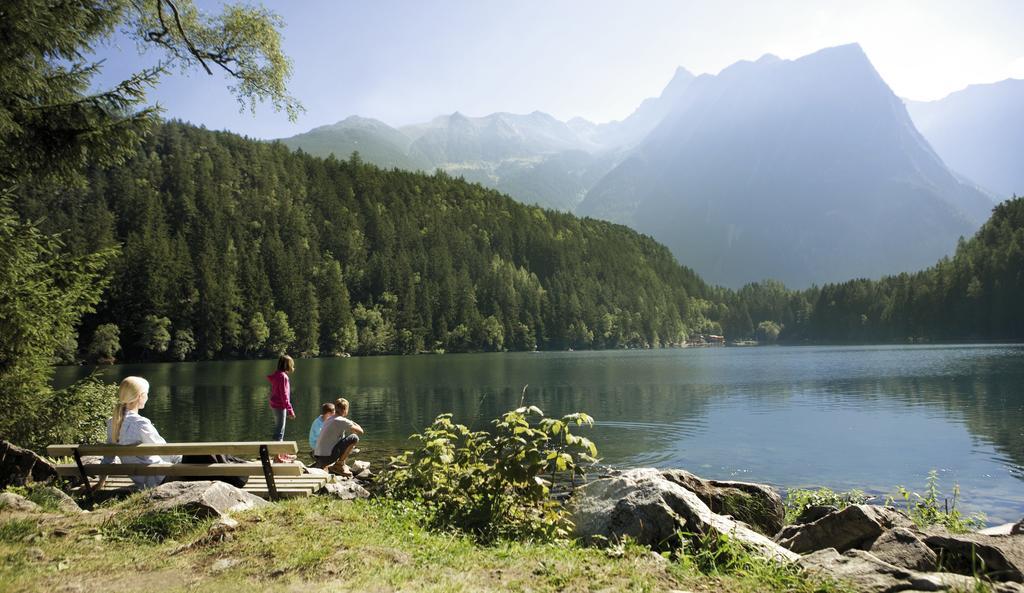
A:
<box><xmin>0</xmin><ymin>518</ymin><xmax>37</xmax><ymax>543</ymax></box>
<box><xmin>672</xmin><ymin>530</ymin><xmax>849</xmax><ymax>593</ymax></box>
<box><xmin>101</xmin><ymin>503</ymin><xmax>210</xmax><ymax>544</ymax></box>
<box><xmin>3</xmin><ymin>484</ymin><xmax>70</xmax><ymax>513</ymax></box>
<box><xmin>887</xmin><ymin>470</ymin><xmax>986</xmax><ymax>533</ymax></box>
<box><xmin>784</xmin><ymin>487</ymin><xmax>869</xmax><ymax>523</ymax></box>
<box><xmin>0</xmin><ymin>495</ymin><xmax>857</xmax><ymax>593</ymax></box>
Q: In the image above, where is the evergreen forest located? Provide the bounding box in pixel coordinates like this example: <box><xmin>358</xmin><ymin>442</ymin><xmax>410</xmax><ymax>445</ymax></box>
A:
<box><xmin>16</xmin><ymin>122</ymin><xmax>724</xmax><ymax>362</ymax></box>
<box><xmin>722</xmin><ymin>196</ymin><xmax>1024</xmax><ymax>344</ymax></box>
<box><xmin>15</xmin><ymin>122</ymin><xmax>1024</xmax><ymax>364</ymax></box>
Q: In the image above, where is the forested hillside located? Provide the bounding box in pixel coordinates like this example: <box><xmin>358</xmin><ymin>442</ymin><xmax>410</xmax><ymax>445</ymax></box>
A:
<box><xmin>723</xmin><ymin>198</ymin><xmax>1024</xmax><ymax>343</ymax></box>
<box><xmin>19</xmin><ymin>122</ymin><xmax>723</xmax><ymax>362</ymax></box>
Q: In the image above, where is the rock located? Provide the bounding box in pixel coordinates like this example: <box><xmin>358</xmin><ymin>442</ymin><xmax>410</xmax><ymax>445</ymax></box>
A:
<box><xmin>776</xmin><ymin>504</ymin><xmax>914</xmax><ymax>554</ymax></box>
<box><xmin>981</xmin><ymin>522</ymin><xmax>1020</xmax><ymax>536</ymax></box>
<box><xmin>354</xmin><ymin>468</ymin><xmax>373</xmax><ymax>480</ymax></box>
<box><xmin>211</xmin><ymin>558</ymin><xmax>241</xmax><ymax>572</ymax></box>
<box><xmin>1018</xmin><ymin>520</ymin><xmax>1024</xmax><ymax>536</ymax></box>
<box><xmin>568</xmin><ymin>468</ymin><xmax>797</xmax><ymax>561</ymax></box>
<box><xmin>36</xmin><ymin>486</ymin><xmax>83</xmax><ymax>514</ymax></box>
<box><xmin>0</xmin><ymin>492</ymin><xmax>41</xmax><ymax>512</ymax></box>
<box><xmin>303</xmin><ymin>467</ymin><xmax>328</xmax><ymax>476</ymax></box>
<box><xmin>796</xmin><ymin>505</ymin><xmax>838</xmax><ymax>525</ymax></box>
<box><xmin>922</xmin><ymin>529</ymin><xmax>1024</xmax><ymax>582</ymax></box>
<box><xmin>139</xmin><ymin>481</ymin><xmax>268</xmax><ymax>519</ymax></box>
<box><xmin>0</xmin><ymin>440</ymin><xmax>58</xmax><ymax>488</ymax></box>
<box><xmin>171</xmin><ymin>516</ymin><xmax>241</xmax><ymax>554</ymax></box>
<box><xmin>352</xmin><ymin>460</ymin><xmax>371</xmax><ymax>471</ymax></box>
<box><xmin>661</xmin><ymin>468</ymin><xmax>786</xmax><ymax>536</ymax></box>
<box><xmin>799</xmin><ymin>548</ymin><xmax>1024</xmax><ymax>593</ymax></box>
<box><xmin>322</xmin><ymin>480</ymin><xmax>370</xmax><ymax>500</ymax></box>
<box><xmin>868</xmin><ymin>527</ymin><xmax>937</xmax><ymax>571</ymax></box>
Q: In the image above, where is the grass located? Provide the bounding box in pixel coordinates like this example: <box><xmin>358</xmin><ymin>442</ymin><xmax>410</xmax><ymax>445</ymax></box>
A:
<box><xmin>2</xmin><ymin>484</ymin><xmax>71</xmax><ymax>513</ymax></box>
<box><xmin>0</xmin><ymin>495</ymin><xmax>851</xmax><ymax>593</ymax></box>
<box><xmin>783</xmin><ymin>487</ymin><xmax>869</xmax><ymax>524</ymax></box>
<box><xmin>671</xmin><ymin>530</ymin><xmax>847</xmax><ymax>593</ymax></box>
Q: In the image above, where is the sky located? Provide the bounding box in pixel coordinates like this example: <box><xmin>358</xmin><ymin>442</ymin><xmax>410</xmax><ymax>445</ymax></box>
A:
<box><xmin>92</xmin><ymin>0</ymin><xmax>1024</xmax><ymax>139</ymax></box>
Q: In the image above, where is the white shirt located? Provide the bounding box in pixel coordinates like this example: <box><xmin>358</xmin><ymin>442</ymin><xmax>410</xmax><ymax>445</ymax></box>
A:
<box><xmin>101</xmin><ymin>411</ymin><xmax>182</xmax><ymax>489</ymax></box>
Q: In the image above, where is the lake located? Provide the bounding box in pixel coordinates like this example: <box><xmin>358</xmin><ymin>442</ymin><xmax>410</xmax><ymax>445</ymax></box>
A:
<box><xmin>53</xmin><ymin>344</ymin><xmax>1024</xmax><ymax>523</ymax></box>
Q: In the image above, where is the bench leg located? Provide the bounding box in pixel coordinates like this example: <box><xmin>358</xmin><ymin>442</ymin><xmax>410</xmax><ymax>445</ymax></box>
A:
<box><xmin>72</xmin><ymin>448</ymin><xmax>95</xmax><ymax>510</ymax></box>
<box><xmin>258</xmin><ymin>445</ymin><xmax>279</xmax><ymax>502</ymax></box>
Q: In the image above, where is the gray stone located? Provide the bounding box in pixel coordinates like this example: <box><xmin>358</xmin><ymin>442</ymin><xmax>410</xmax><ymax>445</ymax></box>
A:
<box><xmin>799</xmin><ymin>548</ymin><xmax>1024</xmax><ymax>593</ymax></box>
<box><xmin>352</xmin><ymin>460</ymin><xmax>371</xmax><ymax>471</ymax></box>
<box><xmin>981</xmin><ymin>522</ymin><xmax>1020</xmax><ymax>536</ymax></box>
<box><xmin>776</xmin><ymin>504</ymin><xmax>914</xmax><ymax>554</ymax></box>
<box><xmin>36</xmin><ymin>486</ymin><xmax>83</xmax><ymax>514</ymax></box>
<box><xmin>210</xmin><ymin>558</ymin><xmax>241</xmax><ymax>572</ymax></box>
<box><xmin>0</xmin><ymin>492</ymin><xmax>41</xmax><ymax>513</ymax></box>
<box><xmin>868</xmin><ymin>527</ymin><xmax>937</xmax><ymax>571</ymax></box>
<box><xmin>322</xmin><ymin>480</ymin><xmax>370</xmax><ymax>500</ymax></box>
<box><xmin>139</xmin><ymin>480</ymin><xmax>268</xmax><ymax>519</ymax></box>
<box><xmin>922</xmin><ymin>529</ymin><xmax>1024</xmax><ymax>582</ymax></box>
<box><xmin>796</xmin><ymin>505</ymin><xmax>838</xmax><ymax>525</ymax></box>
<box><xmin>0</xmin><ymin>440</ymin><xmax>58</xmax><ymax>488</ymax></box>
<box><xmin>661</xmin><ymin>468</ymin><xmax>786</xmax><ymax>536</ymax></box>
<box><xmin>568</xmin><ymin>468</ymin><xmax>797</xmax><ymax>561</ymax></box>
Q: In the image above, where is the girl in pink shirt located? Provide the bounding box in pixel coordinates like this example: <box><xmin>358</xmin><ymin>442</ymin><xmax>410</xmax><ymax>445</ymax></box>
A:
<box><xmin>267</xmin><ymin>354</ymin><xmax>296</xmax><ymax>461</ymax></box>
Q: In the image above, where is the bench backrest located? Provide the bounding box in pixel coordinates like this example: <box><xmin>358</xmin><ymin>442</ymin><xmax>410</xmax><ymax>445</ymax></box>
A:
<box><xmin>47</xmin><ymin>441</ymin><xmax>297</xmax><ymax>458</ymax></box>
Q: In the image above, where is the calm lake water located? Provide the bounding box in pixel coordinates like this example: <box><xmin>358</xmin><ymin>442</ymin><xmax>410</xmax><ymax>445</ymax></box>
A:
<box><xmin>54</xmin><ymin>344</ymin><xmax>1024</xmax><ymax>523</ymax></box>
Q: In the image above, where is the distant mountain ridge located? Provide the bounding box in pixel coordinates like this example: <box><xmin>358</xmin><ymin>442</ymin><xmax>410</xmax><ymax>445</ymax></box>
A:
<box><xmin>906</xmin><ymin>79</ymin><xmax>1024</xmax><ymax>200</ymax></box>
<box><xmin>279</xmin><ymin>44</ymin><xmax>997</xmax><ymax>288</ymax></box>
<box><xmin>278</xmin><ymin>115</ymin><xmax>428</xmax><ymax>170</ymax></box>
<box><xmin>578</xmin><ymin>43</ymin><xmax>994</xmax><ymax>288</ymax></box>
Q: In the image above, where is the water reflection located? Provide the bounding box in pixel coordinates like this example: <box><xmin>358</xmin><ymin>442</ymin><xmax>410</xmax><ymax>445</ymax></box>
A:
<box><xmin>53</xmin><ymin>345</ymin><xmax>1024</xmax><ymax>522</ymax></box>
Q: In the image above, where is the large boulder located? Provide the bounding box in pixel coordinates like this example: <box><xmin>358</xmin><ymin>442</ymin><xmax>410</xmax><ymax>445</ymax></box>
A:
<box><xmin>660</xmin><ymin>469</ymin><xmax>785</xmax><ymax>536</ymax></box>
<box><xmin>568</xmin><ymin>468</ymin><xmax>797</xmax><ymax>561</ymax></box>
<box><xmin>139</xmin><ymin>480</ymin><xmax>268</xmax><ymax>519</ymax></box>
<box><xmin>0</xmin><ymin>440</ymin><xmax>58</xmax><ymax>488</ymax></box>
<box><xmin>922</xmin><ymin>529</ymin><xmax>1024</xmax><ymax>582</ymax></box>
<box><xmin>867</xmin><ymin>527</ymin><xmax>937</xmax><ymax>571</ymax></box>
<box><xmin>321</xmin><ymin>480</ymin><xmax>370</xmax><ymax>500</ymax></box>
<box><xmin>776</xmin><ymin>504</ymin><xmax>914</xmax><ymax>554</ymax></box>
<box><xmin>0</xmin><ymin>492</ymin><xmax>41</xmax><ymax>513</ymax></box>
<box><xmin>799</xmin><ymin>548</ymin><xmax>1024</xmax><ymax>593</ymax></box>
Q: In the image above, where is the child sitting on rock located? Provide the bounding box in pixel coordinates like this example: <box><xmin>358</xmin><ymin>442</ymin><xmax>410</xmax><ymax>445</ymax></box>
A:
<box><xmin>308</xmin><ymin>402</ymin><xmax>335</xmax><ymax>454</ymax></box>
<box><xmin>313</xmin><ymin>397</ymin><xmax>363</xmax><ymax>476</ymax></box>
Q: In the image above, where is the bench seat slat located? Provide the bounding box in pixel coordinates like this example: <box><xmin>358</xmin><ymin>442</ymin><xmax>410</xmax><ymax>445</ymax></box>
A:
<box><xmin>55</xmin><ymin>462</ymin><xmax>303</xmax><ymax>477</ymax></box>
<box><xmin>47</xmin><ymin>441</ymin><xmax>298</xmax><ymax>457</ymax></box>
<box><xmin>98</xmin><ymin>476</ymin><xmax>328</xmax><ymax>486</ymax></box>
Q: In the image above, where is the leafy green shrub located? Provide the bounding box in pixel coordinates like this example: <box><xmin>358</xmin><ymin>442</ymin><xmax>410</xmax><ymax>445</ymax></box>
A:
<box><xmin>784</xmin><ymin>487</ymin><xmax>869</xmax><ymax>523</ymax></box>
<box><xmin>379</xmin><ymin>406</ymin><xmax>597</xmax><ymax>543</ymax></box>
<box><xmin>887</xmin><ymin>470</ymin><xmax>985</xmax><ymax>533</ymax></box>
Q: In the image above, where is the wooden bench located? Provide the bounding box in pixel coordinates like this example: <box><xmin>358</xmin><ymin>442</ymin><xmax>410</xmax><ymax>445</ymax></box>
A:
<box><xmin>47</xmin><ymin>441</ymin><xmax>327</xmax><ymax>503</ymax></box>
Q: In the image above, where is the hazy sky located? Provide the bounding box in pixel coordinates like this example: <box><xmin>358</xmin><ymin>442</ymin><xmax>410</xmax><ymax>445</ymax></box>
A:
<box><xmin>92</xmin><ymin>0</ymin><xmax>1024</xmax><ymax>139</ymax></box>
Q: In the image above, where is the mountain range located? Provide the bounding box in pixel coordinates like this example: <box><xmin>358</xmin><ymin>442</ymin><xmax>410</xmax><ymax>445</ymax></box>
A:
<box><xmin>906</xmin><ymin>78</ymin><xmax>1024</xmax><ymax>201</ymax></box>
<box><xmin>278</xmin><ymin>44</ymin><xmax>1011</xmax><ymax>288</ymax></box>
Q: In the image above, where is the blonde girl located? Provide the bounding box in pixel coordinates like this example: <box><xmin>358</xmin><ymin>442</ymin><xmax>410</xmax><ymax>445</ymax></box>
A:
<box><xmin>100</xmin><ymin>376</ymin><xmax>180</xmax><ymax>489</ymax></box>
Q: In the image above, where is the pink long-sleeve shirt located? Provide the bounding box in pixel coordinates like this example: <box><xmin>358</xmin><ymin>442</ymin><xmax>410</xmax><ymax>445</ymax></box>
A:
<box><xmin>267</xmin><ymin>370</ymin><xmax>293</xmax><ymax>413</ymax></box>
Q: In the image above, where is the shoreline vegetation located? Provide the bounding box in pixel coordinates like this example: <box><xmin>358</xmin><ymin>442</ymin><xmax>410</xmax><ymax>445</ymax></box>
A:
<box><xmin>0</xmin><ymin>410</ymin><xmax>1017</xmax><ymax>593</ymax></box>
<box><xmin>55</xmin><ymin>337</ymin><xmax>1024</xmax><ymax>371</ymax></box>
